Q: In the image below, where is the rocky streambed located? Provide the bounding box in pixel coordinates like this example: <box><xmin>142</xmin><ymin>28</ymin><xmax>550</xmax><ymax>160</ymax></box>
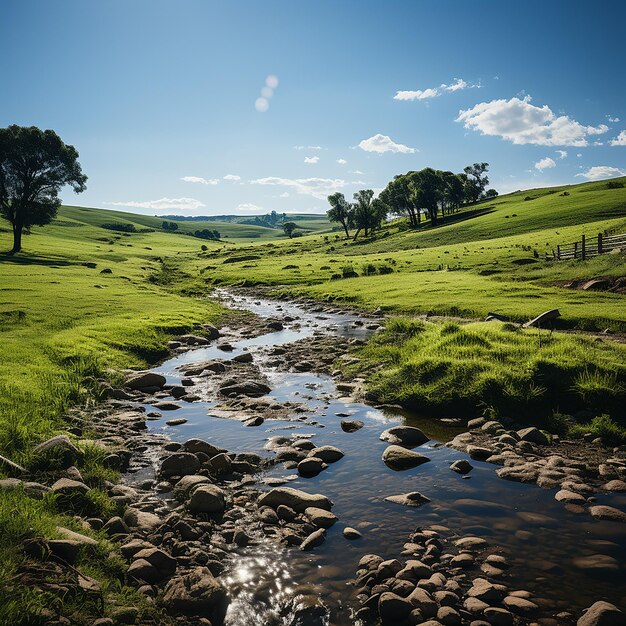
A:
<box><xmin>8</xmin><ymin>289</ymin><xmax>626</xmax><ymax>626</ymax></box>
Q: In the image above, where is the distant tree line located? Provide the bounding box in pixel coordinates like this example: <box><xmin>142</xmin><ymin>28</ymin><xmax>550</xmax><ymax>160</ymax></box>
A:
<box><xmin>101</xmin><ymin>222</ymin><xmax>136</xmax><ymax>232</ymax></box>
<box><xmin>194</xmin><ymin>228</ymin><xmax>221</xmax><ymax>240</ymax></box>
<box><xmin>240</xmin><ymin>210</ymin><xmax>287</xmax><ymax>229</ymax></box>
<box><xmin>326</xmin><ymin>163</ymin><xmax>498</xmax><ymax>240</ymax></box>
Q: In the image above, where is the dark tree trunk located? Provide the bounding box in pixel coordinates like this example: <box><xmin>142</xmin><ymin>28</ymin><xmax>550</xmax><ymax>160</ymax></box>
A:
<box><xmin>341</xmin><ymin>220</ymin><xmax>350</xmax><ymax>239</ymax></box>
<box><xmin>353</xmin><ymin>228</ymin><xmax>361</xmax><ymax>241</ymax></box>
<box><xmin>10</xmin><ymin>222</ymin><xmax>22</xmax><ymax>254</ymax></box>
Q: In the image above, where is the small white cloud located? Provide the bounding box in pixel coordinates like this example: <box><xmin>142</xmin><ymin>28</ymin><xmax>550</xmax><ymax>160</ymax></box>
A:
<box><xmin>349</xmin><ymin>169</ymin><xmax>364</xmax><ymax>175</ymax></box>
<box><xmin>293</xmin><ymin>145</ymin><xmax>323</xmax><ymax>150</ymax></box>
<box><xmin>279</xmin><ymin>192</ymin><xmax>290</xmax><ymax>197</ymax></box>
<box><xmin>223</xmin><ymin>174</ymin><xmax>241</xmax><ymax>181</ymax></box>
<box><xmin>609</xmin><ymin>130</ymin><xmax>626</xmax><ymax>146</ymax></box>
<box><xmin>394</xmin><ymin>77</ymin><xmax>478</xmax><ymax>101</ymax></box>
<box><xmin>251</xmin><ymin>176</ymin><xmax>349</xmax><ymax>200</ymax></box>
<box><xmin>357</xmin><ymin>133</ymin><xmax>416</xmax><ymax>154</ymax></box>
<box><xmin>234</xmin><ymin>203</ymin><xmax>264</xmax><ymax>211</ymax></box>
<box><xmin>108</xmin><ymin>197</ymin><xmax>205</xmax><ymax>211</ymax></box>
<box><xmin>607</xmin><ymin>115</ymin><xmax>620</xmax><ymax>123</ymax></box>
<box><xmin>535</xmin><ymin>157</ymin><xmax>556</xmax><ymax>171</ymax></box>
<box><xmin>304</xmin><ymin>156</ymin><xmax>320</xmax><ymax>164</ymax></box>
<box><xmin>266</xmin><ymin>75</ymin><xmax>279</xmax><ymax>89</ymax></box>
<box><xmin>576</xmin><ymin>166</ymin><xmax>626</xmax><ymax>181</ymax></box>
<box><xmin>556</xmin><ymin>150</ymin><xmax>568</xmax><ymax>159</ymax></box>
<box><xmin>457</xmin><ymin>96</ymin><xmax>609</xmax><ymax>146</ymax></box>
<box><xmin>336</xmin><ymin>158</ymin><xmax>347</xmax><ymax>165</ymax></box>
<box><xmin>255</xmin><ymin>97</ymin><xmax>269</xmax><ymax>112</ymax></box>
<box><xmin>577</xmin><ymin>153</ymin><xmax>582</xmax><ymax>157</ymax></box>
<box><xmin>181</xmin><ymin>176</ymin><xmax>218</xmax><ymax>185</ymax></box>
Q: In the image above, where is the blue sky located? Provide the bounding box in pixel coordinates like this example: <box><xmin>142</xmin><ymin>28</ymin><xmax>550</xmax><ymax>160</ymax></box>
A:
<box><xmin>2</xmin><ymin>0</ymin><xmax>625</xmax><ymax>216</ymax></box>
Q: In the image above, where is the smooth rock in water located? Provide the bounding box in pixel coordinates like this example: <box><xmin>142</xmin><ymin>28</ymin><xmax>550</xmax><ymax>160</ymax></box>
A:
<box><xmin>188</xmin><ymin>485</ymin><xmax>226</xmax><ymax>514</ymax></box>
<box><xmin>455</xmin><ymin>536</ymin><xmax>487</xmax><ymax>549</ymax></box>
<box><xmin>166</xmin><ymin>418</ymin><xmax>187</xmax><ymax>426</ymax></box>
<box><xmin>517</xmin><ymin>426</ymin><xmax>550</xmax><ymax>445</ymax></box>
<box><xmin>308</xmin><ymin>445</ymin><xmax>344</xmax><ymax>463</ymax></box>
<box><xmin>555</xmin><ymin>489</ymin><xmax>587</xmax><ymax>505</ymax></box>
<box><xmin>573</xmin><ymin>554</ymin><xmax>620</xmax><ymax>572</ymax></box>
<box><xmin>288</xmin><ymin>593</ymin><xmax>327</xmax><ymax>626</ymax></box>
<box><xmin>244</xmin><ymin>416</ymin><xmax>264</xmax><ymax>427</ymax></box>
<box><xmin>602</xmin><ymin>480</ymin><xmax>626</xmax><ymax>492</ymax></box>
<box><xmin>343</xmin><ymin>527</ymin><xmax>362</xmax><ymax>540</ymax></box>
<box><xmin>233</xmin><ymin>352</ymin><xmax>253</xmax><ymax>363</ymax></box>
<box><xmin>258</xmin><ymin>487</ymin><xmax>332</xmax><ymax>513</ymax></box>
<box><xmin>126</xmin><ymin>372</ymin><xmax>166</xmax><ymax>390</ymax></box>
<box><xmin>502</xmin><ymin>595</ymin><xmax>539</xmax><ymax>616</ymax></box>
<box><xmin>161</xmin><ymin>566</ymin><xmax>228</xmax><ymax>621</ymax></box>
<box><xmin>378</xmin><ymin>592</ymin><xmax>413</xmax><ymax>623</ymax></box>
<box><xmin>385</xmin><ymin>492</ymin><xmax>431</xmax><ymax>507</ymax></box>
<box><xmin>219</xmin><ymin>380</ymin><xmax>271</xmax><ymax>397</ymax></box>
<box><xmin>382</xmin><ymin>445</ymin><xmax>431</xmax><ymax>470</ymax></box>
<box><xmin>207</xmin><ymin>452</ymin><xmax>232</xmax><ymax>475</ymax></box>
<box><xmin>298</xmin><ymin>457</ymin><xmax>326</xmax><ymax>476</ymax></box>
<box><xmin>577</xmin><ymin>601</ymin><xmax>625</xmax><ymax>626</ymax></box>
<box><xmin>483</xmin><ymin>607</ymin><xmax>514</xmax><ymax>626</ymax></box>
<box><xmin>182</xmin><ymin>439</ymin><xmax>224</xmax><ymax>457</ymax></box>
<box><xmin>380</xmin><ymin>426</ymin><xmax>429</xmax><ymax>447</ymax></box>
<box><xmin>160</xmin><ymin>452</ymin><xmax>201</xmax><ymax>478</ymax></box>
<box><xmin>305</xmin><ymin>507</ymin><xmax>338</xmax><ymax>528</ymax></box>
<box><xmin>467</xmin><ymin>445</ymin><xmax>493</xmax><ymax>461</ymax></box>
<box><xmin>450</xmin><ymin>459</ymin><xmax>473</xmax><ymax>474</ymax></box>
<box><xmin>589</xmin><ymin>505</ymin><xmax>626</xmax><ymax>523</ymax></box>
<box><xmin>300</xmin><ymin>528</ymin><xmax>326</xmax><ymax>551</ymax></box>
<box><xmin>341</xmin><ymin>419</ymin><xmax>364</xmax><ymax>433</ymax></box>
<box><xmin>153</xmin><ymin>402</ymin><xmax>180</xmax><ymax>411</ymax></box>
<box><xmin>173</xmin><ymin>475</ymin><xmax>212</xmax><ymax>499</ymax></box>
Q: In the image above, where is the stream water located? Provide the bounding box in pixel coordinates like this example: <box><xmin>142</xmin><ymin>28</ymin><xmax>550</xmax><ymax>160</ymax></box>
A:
<box><xmin>142</xmin><ymin>290</ymin><xmax>626</xmax><ymax>625</ymax></box>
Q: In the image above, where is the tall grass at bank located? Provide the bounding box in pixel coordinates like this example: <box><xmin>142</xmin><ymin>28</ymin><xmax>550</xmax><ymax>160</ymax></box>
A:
<box><xmin>350</xmin><ymin>318</ymin><xmax>626</xmax><ymax>432</ymax></box>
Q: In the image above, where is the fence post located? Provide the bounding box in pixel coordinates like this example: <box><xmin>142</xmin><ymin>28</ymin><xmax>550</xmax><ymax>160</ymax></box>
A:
<box><xmin>574</xmin><ymin>241</ymin><xmax>578</xmax><ymax>259</ymax></box>
<box><xmin>581</xmin><ymin>234</ymin><xmax>586</xmax><ymax>260</ymax></box>
<box><xmin>557</xmin><ymin>245</ymin><xmax>561</xmax><ymax>260</ymax></box>
<box><xmin>598</xmin><ymin>232</ymin><xmax>603</xmax><ymax>255</ymax></box>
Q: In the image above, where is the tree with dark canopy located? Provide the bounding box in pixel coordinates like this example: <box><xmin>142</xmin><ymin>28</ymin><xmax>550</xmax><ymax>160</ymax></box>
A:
<box><xmin>463</xmin><ymin>162</ymin><xmax>489</xmax><ymax>204</ymax></box>
<box><xmin>0</xmin><ymin>125</ymin><xmax>87</xmax><ymax>254</ymax></box>
<box><xmin>326</xmin><ymin>192</ymin><xmax>352</xmax><ymax>238</ymax></box>
<box><xmin>283</xmin><ymin>221</ymin><xmax>297</xmax><ymax>238</ymax></box>
<box><xmin>350</xmin><ymin>189</ymin><xmax>387</xmax><ymax>239</ymax></box>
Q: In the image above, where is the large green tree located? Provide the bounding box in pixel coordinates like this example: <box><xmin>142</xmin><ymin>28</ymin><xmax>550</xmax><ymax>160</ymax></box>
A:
<box><xmin>350</xmin><ymin>189</ymin><xmax>387</xmax><ymax>239</ymax></box>
<box><xmin>463</xmin><ymin>162</ymin><xmax>489</xmax><ymax>204</ymax></box>
<box><xmin>326</xmin><ymin>192</ymin><xmax>351</xmax><ymax>238</ymax></box>
<box><xmin>0</xmin><ymin>125</ymin><xmax>87</xmax><ymax>254</ymax></box>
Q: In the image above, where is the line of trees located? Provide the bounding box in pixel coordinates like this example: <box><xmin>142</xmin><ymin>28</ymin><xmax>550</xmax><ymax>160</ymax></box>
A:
<box><xmin>326</xmin><ymin>163</ymin><xmax>497</xmax><ymax>239</ymax></box>
<box><xmin>194</xmin><ymin>228</ymin><xmax>220</xmax><ymax>240</ymax></box>
<box><xmin>162</xmin><ymin>220</ymin><xmax>179</xmax><ymax>231</ymax></box>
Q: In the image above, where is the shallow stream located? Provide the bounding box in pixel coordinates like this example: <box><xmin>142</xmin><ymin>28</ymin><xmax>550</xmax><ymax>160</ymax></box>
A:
<box><xmin>143</xmin><ymin>290</ymin><xmax>626</xmax><ymax>625</ymax></box>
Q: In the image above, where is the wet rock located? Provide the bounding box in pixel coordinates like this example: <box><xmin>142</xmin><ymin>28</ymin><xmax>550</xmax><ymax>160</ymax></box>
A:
<box><xmin>166</xmin><ymin>418</ymin><xmax>187</xmax><ymax>426</ymax></box>
<box><xmin>308</xmin><ymin>445</ymin><xmax>344</xmax><ymax>463</ymax></box>
<box><xmin>233</xmin><ymin>352</ymin><xmax>253</xmax><ymax>363</ymax></box>
<box><xmin>450</xmin><ymin>459</ymin><xmax>473</xmax><ymax>474</ymax></box>
<box><xmin>160</xmin><ymin>566</ymin><xmax>228</xmax><ymax>621</ymax></box>
<box><xmin>344</xmin><ymin>527</ymin><xmax>362</xmax><ymax>540</ymax></box>
<box><xmin>380</xmin><ymin>426</ymin><xmax>429</xmax><ymax>447</ymax></box>
<box><xmin>379</xmin><ymin>591</ymin><xmax>413</xmax><ymax>623</ymax></box>
<box><xmin>437</xmin><ymin>605</ymin><xmax>462</xmax><ymax>625</ymax></box>
<box><xmin>382</xmin><ymin>445</ymin><xmax>431</xmax><ymax>470</ymax></box>
<box><xmin>305</xmin><ymin>507</ymin><xmax>338</xmax><ymax>528</ymax></box>
<box><xmin>573</xmin><ymin>554</ymin><xmax>620</xmax><ymax>572</ymax></box>
<box><xmin>300</xmin><ymin>528</ymin><xmax>326</xmax><ymax>551</ymax></box>
<box><xmin>258</xmin><ymin>487</ymin><xmax>332</xmax><ymax>513</ymax></box>
<box><xmin>385</xmin><ymin>492</ymin><xmax>431</xmax><ymax>507</ymax></box>
<box><xmin>126</xmin><ymin>372</ymin><xmax>166</xmax><ymax>390</ymax></box>
<box><xmin>160</xmin><ymin>452</ymin><xmax>201</xmax><ymax>478</ymax></box>
<box><xmin>467</xmin><ymin>445</ymin><xmax>493</xmax><ymax>461</ymax></box>
<box><xmin>589</xmin><ymin>505</ymin><xmax>626</xmax><ymax>523</ymax></box>
<box><xmin>153</xmin><ymin>402</ymin><xmax>181</xmax><ymax>411</ymax></box>
<box><xmin>188</xmin><ymin>485</ymin><xmax>226</xmax><ymax>514</ymax></box>
<box><xmin>577</xmin><ymin>601</ymin><xmax>625</xmax><ymax>626</ymax></box>
<box><xmin>502</xmin><ymin>595</ymin><xmax>539</xmax><ymax>616</ymax></box>
<box><xmin>397</xmin><ymin>560</ymin><xmax>433</xmax><ymax>580</ymax></box>
<box><xmin>298</xmin><ymin>457</ymin><xmax>326</xmax><ymax>476</ymax></box>
<box><xmin>341</xmin><ymin>419</ymin><xmax>364</xmax><ymax>433</ymax></box>
<box><xmin>173</xmin><ymin>475</ymin><xmax>212</xmax><ymax>499</ymax></box>
<box><xmin>483</xmin><ymin>607</ymin><xmax>514</xmax><ymax>626</ymax></box>
<box><xmin>467</xmin><ymin>579</ymin><xmax>507</xmax><ymax>603</ymax></box>
<box><xmin>207</xmin><ymin>452</ymin><xmax>232</xmax><ymax>476</ymax></box>
<box><xmin>288</xmin><ymin>593</ymin><xmax>327</xmax><ymax>626</ymax></box>
<box><xmin>517</xmin><ymin>427</ymin><xmax>549</xmax><ymax>446</ymax></box>
<box><xmin>408</xmin><ymin>586</ymin><xmax>437</xmax><ymax>617</ymax></box>
<box><xmin>219</xmin><ymin>380</ymin><xmax>271</xmax><ymax>397</ymax></box>
<box><xmin>244</xmin><ymin>416</ymin><xmax>264</xmax><ymax>427</ymax></box>
<box><xmin>277</xmin><ymin>505</ymin><xmax>298</xmax><ymax>521</ymax></box>
<box><xmin>555</xmin><ymin>489</ymin><xmax>587</xmax><ymax>505</ymax></box>
<box><xmin>182</xmin><ymin>439</ymin><xmax>225</xmax><ymax>457</ymax></box>
<box><xmin>454</xmin><ymin>536</ymin><xmax>487</xmax><ymax>549</ymax></box>
<box><xmin>602</xmin><ymin>480</ymin><xmax>626</xmax><ymax>492</ymax></box>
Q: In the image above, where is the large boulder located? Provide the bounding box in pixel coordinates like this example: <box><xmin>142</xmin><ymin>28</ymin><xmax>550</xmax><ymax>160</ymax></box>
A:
<box><xmin>589</xmin><ymin>505</ymin><xmax>626</xmax><ymax>523</ymax></box>
<box><xmin>125</xmin><ymin>371</ymin><xmax>166</xmax><ymax>390</ymax></box>
<box><xmin>219</xmin><ymin>380</ymin><xmax>271</xmax><ymax>397</ymax></box>
<box><xmin>517</xmin><ymin>427</ymin><xmax>550</xmax><ymax>446</ymax></box>
<box><xmin>160</xmin><ymin>566</ymin><xmax>228</xmax><ymax>621</ymax></box>
<box><xmin>173</xmin><ymin>475</ymin><xmax>212</xmax><ymax>500</ymax></box>
<box><xmin>382</xmin><ymin>445</ymin><xmax>431</xmax><ymax>470</ymax></box>
<box><xmin>33</xmin><ymin>435</ymin><xmax>81</xmax><ymax>469</ymax></box>
<box><xmin>160</xmin><ymin>453</ymin><xmax>201</xmax><ymax>478</ymax></box>
<box><xmin>123</xmin><ymin>508</ymin><xmax>162</xmax><ymax>532</ymax></box>
<box><xmin>304</xmin><ymin>507</ymin><xmax>338</xmax><ymax>529</ymax></box>
<box><xmin>181</xmin><ymin>439</ymin><xmax>225</xmax><ymax>457</ymax></box>
<box><xmin>577</xmin><ymin>601</ymin><xmax>625</xmax><ymax>626</ymax></box>
<box><xmin>308</xmin><ymin>446</ymin><xmax>344</xmax><ymax>463</ymax></box>
<box><xmin>380</xmin><ymin>426</ymin><xmax>429</xmax><ymax>448</ymax></box>
<box><xmin>188</xmin><ymin>485</ymin><xmax>226</xmax><ymax>514</ymax></box>
<box><xmin>258</xmin><ymin>487</ymin><xmax>332</xmax><ymax>513</ymax></box>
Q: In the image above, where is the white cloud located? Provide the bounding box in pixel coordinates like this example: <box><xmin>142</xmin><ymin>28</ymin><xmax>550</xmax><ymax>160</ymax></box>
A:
<box><xmin>279</xmin><ymin>192</ymin><xmax>290</xmax><ymax>198</ymax></box>
<box><xmin>234</xmin><ymin>203</ymin><xmax>264</xmax><ymax>211</ymax></box>
<box><xmin>535</xmin><ymin>157</ymin><xmax>556</xmax><ymax>171</ymax></box>
<box><xmin>304</xmin><ymin>156</ymin><xmax>320</xmax><ymax>164</ymax></box>
<box><xmin>607</xmin><ymin>115</ymin><xmax>620</xmax><ymax>123</ymax></box>
<box><xmin>223</xmin><ymin>174</ymin><xmax>241</xmax><ymax>181</ymax></box>
<box><xmin>108</xmin><ymin>197</ymin><xmax>205</xmax><ymax>211</ymax></box>
<box><xmin>251</xmin><ymin>176</ymin><xmax>349</xmax><ymax>199</ymax></box>
<box><xmin>609</xmin><ymin>130</ymin><xmax>626</xmax><ymax>146</ymax></box>
<box><xmin>457</xmin><ymin>96</ymin><xmax>609</xmax><ymax>146</ymax></box>
<box><xmin>349</xmin><ymin>169</ymin><xmax>364</xmax><ymax>174</ymax></box>
<box><xmin>394</xmin><ymin>77</ymin><xmax>478</xmax><ymax>101</ymax></box>
<box><xmin>293</xmin><ymin>145</ymin><xmax>323</xmax><ymax>150</ymax></box>
<box><xmin>577</xmin><ymin>153</ymin><xmax>582</xmax><ymax>157</ymax></box>
<box><xmin>556</xmin><ymin>150</ymin><xmax>568</xmax><ymax>159</ymax></box>
<box><xmin>181</xmin><ymin>176</ymin><xmax>218</xmax><ymax>185</ymax></box>
<box><xmin>336</xmin><ymin>158</ymin><xmax>347</xmax><ymax>164</ymax></box>
<box><xmin>357</xmin><ymin>133</ymin><xmax>416</xmax><ymax>154</ymax></box>
<box><xmin>576</xmin><ymin>166</ymin><xmax>626</xmax><ymax>181</ymax></box>
<box><xmin>255</xmin><ymin>97</ymin><xmax>269</xmax><ymax>113</ymax></box>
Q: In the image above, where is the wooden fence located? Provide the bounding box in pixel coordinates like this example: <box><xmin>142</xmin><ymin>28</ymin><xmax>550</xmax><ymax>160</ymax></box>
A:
<box><xmin>554</xmin><ymin>232</ymin><xmax>626</xmax><ymax>260</ymax></box>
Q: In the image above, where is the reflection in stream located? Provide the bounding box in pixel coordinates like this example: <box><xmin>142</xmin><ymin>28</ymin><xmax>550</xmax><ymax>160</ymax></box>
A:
<box><xmin>144</xmin><ymin>290</ymin><xmax>626</xmax><ymax>624</ymax></box>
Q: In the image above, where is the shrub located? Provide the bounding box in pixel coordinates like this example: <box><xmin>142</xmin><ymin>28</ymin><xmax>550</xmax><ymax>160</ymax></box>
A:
<box><xmin>100</xmin><ymin>223</ymin><xmax>136</xmax><ymax>233</ymax></box>
<box><xmin>341</xmin><ymin>265</ymin><xmax>358</xmax><ymax>278</ymax></box>
<box><xmin>606</xmin><ymin>181</ymin><xmax>624</xmax><ymax>189</ymax></box>
<box><xmin>362</xmin><ymin>263</ymin><xmax>377</xmax><ymax>276</ymax></box>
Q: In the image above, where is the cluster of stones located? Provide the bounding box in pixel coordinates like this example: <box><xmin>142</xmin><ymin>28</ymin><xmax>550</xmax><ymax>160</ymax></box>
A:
<box><xmin>448</xmin><ymin>419</ymin><xmax>626</xmax><ymax>524</ymax></box>
<box><xmin>351</xmin><ymin>525</ymin><xmax>626</xmax><ymax>626</ymax></box>
<box><xmin>264</xmin><ymin>434</ymin><xmax>345</xmax><ymax>478</ymax></box>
